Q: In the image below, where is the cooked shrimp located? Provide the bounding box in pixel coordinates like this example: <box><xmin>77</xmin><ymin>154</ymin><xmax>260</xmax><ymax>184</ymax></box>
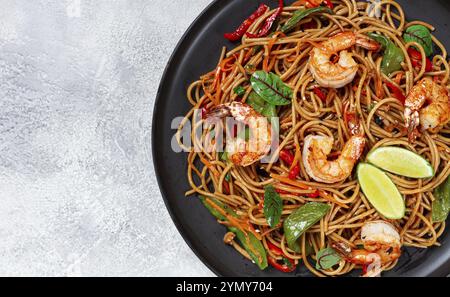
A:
<box><xmin>332</xmin><ymin>220</ymin><xmax>402</xmax><ymax>277</ymax></box>
<box><xmin>308</xmin><ymin>32</ymin><xmax>380</xmax><ymax>88</ymax></box>
<box><xmin>205</xmin><ymin>102</ymin><xmax>271</xmax><ymax>167</ymax></box>
<box><xmin>303</xmin><ymin>103</ymin><xmax>366</xmax><ymax>183</ymax></box>
<box><xmin>404</xmin><ymin>77</ymin><xmax>450</xmax><ymax>142</ymax></box>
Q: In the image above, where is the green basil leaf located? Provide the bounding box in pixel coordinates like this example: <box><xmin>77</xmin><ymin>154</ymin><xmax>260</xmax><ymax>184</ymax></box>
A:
<box><xmin>251</xmin><ymin>71</ymin><xmax>292</xmax><ymax>106</ymax></box>
<box><xmin>247</xmin><ymin>91</ymin><xmax>278</xmax><ymax>119</ymax></box>
<box><xmin>403</xmin><ymin>25</ymin><xmax>433</xmax><ymax>57</ymax></box>
<box><xmin>367</xmin><ymin>32</ymin><xmax>390</xmax><ymax>49</ymax></box>
<box><xmin>432</xmin><ymin>176</ymin><xmax>450</xmax><ymax>222</ymax></box>
<box><xmin>261</xmin><ymin>104</ymin><xmax>277</xmax><ymax>118</ymax></box>
<box><xmin>367</xmin><ymin>32</ymin><xmax>404</xmax><ymax>75</ymax></box>
<box><xmin>382</xmin><ymin>43</ymin><xmax>404</xmax><ymax>75</ymax></box>
<box><xmin>247</xmin><ymin>91</ymin><xmax>266</xmax><ymax>113</ymax></box>
<box><xmin>233</xmin><ymin>85</ymin><xmax>246</xmax><ymax>96</ymax></box>
<box><xmin>264</xmin><ymin>185</ymin><xmax>283</xmax><ymax>228</ymax></box>
<box><xmin>283</xmin><ymin>202</ymin><xmax>330</xmax><ymax>251</ymax></box>
<box><xmin>229</xmin><ymin>227</ymin><xmax>268</xmax><ymax>270</ymax></box>
<box><xmin>281</xmin><ymin>7</ymin><xmax>333</xmax><ymax>33</ymax></box>
<box><xmin>315</xmin><ymin>247</ymin><xmax>342</xmax><ymax>270</ymax></box>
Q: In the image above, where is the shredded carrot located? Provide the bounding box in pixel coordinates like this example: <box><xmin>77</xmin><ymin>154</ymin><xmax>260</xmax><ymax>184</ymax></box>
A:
<box><xmin>270</xmin><ymin>173</ymin><xmax>309</xmax><ymax>189</ymax></box>
<box><xmin>319</xmin><ymin>191</ymin><xmax>349</xmax><ymax>209</ymax></box>
<box><xmin>263</xmin><ymin>32</ymin><xmax>284</xmax><ymax>72</ymax></box>
<box><xmin>291</xmin><ymin>144</ymin><xmax>301</xmax><ymax>171</ymax></box>
<box><xmin>394</xmin><ymin>72</ymin><xmax>403</xmax><ymax>85</ymax></box>
<box><xmin>200</xmin><ymin>155</ymin><xmax>220</xmax><ymax>178</ymax></box>
<box><xmin>375</xmin><ymin>73</ymin><xmax>384</xmax><ymax>98</ymax></box>
<box><xmin>204</xmin><ymin>198</ymin><xmax>262</xmax><ymax>241</ymax></box>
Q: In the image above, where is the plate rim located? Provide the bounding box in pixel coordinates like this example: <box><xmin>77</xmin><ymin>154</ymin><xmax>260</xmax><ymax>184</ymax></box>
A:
<box><xmin>152</xmin><ymin>0</ymin><xmax>450</xmax><ymax>277</ymax></box>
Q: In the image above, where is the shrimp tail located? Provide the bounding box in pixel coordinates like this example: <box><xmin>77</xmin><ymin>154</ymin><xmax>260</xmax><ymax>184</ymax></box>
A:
<box><xmin>404</xmin><ymin>107</ymin><xmax>420</xmax><ymax>143</ymax></box>
<box><xmin>355</xmin><ymin>34</ymin><xmax>381</xmax><ymax>51</ymax></box>
<box><xmin>205</xmin><ymin>104</ymin><xmax>232</xmax><ymax>121</ymax></box>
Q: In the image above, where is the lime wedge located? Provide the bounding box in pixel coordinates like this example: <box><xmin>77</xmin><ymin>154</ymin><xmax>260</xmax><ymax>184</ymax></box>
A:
<box><xmin>357</xmin><ymin>163</ymin><xmax>405</xmax><ymax>219</ymax></box>
<box><xmin>367</xmin><ymin>146</ymin><xmax>434</xmax><ymax>178</ymax></box>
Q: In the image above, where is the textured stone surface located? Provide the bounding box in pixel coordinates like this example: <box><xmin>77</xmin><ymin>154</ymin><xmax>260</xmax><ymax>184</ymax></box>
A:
<box><xmin>0</xmin><ymin>0</ymin><xmax>213</xmax><ymax>276</ymax></box>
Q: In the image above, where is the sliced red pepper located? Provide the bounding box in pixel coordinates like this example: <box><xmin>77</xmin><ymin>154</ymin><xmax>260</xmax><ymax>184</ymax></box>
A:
<box><xmin>257</xmin><ymin>198</ymin><xmax>264</xmax><ymax>210</ymax></box>
<box><xmin>224</xmin><ymin>4</ymin><xmax>269</xmax><ymax>41</ymax></box>
<box><xmin>246</xmin><ymin>0</ymin><xmax>284</xmax><ymax>38</ymax></box>
<box><xmin>288</xmin><ymin>165</ymin><xmax>300</xmax><ymax>180</ymax></box>
<box><xmin>313</xmin><ymin>87</ymin><xmax>327</xmax><ymax>102</ymax></box>
<box><xmin>279</xmin><ymin>149</ymin><xmax>295</xmax><ymax>164</ymax></box>
<box><xmin>268</xmin><ymin>256</ymin><xmax>296</xmax><ymax>273</ymax></box>
<box><xmin>267</xmin><ymin>241</ymin><xmax>296</xmax><ymax>273</ymax></box>
<box><xmin>323</xmin><ymin>0</ymin><xmax>334</xmax><ymax>9</ymax></box>
<box><xmin>385</xmin><ymin>81</ymin><xmax>406</xmax><ymax>104</ymax></box>
<box><xmin>279</xmin><ymin>149</ymin><xmax>300</xmax><ymax>179</ymax></box>
<box><xmin>407</xmin><ymin>47</ymin><xmax>433</xmax><ymax>72</ymax></box>
<box><xmin>343</xmin><ymin>105</ymin><xmax>356</xmax><ymax>129</ymax></box>
<box><xmin>267</xmin><ymin>241</ymin><xmax>283</xmax><ymax>255</ymax></box>
<box><xmin>306</xmin><ymin>189</ymin><xmax>320</xmax><ymax>198</ymax></box>
<box><xmin>223</xmin><ymin>180</ymin><xmax>230</xmax><ymax>194</ymax></box>
<box><xmin>275</xmin><ymin>188</ymin><xmax>290</xmax><ymax>195</ymax></box>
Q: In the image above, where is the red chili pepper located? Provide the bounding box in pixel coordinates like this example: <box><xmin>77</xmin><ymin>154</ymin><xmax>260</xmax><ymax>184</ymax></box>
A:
<box><xmin>258</xmin><ymin>198</ymin><xmax>264</xmax><ymax>210</ymax></box>
<box><xmin>266</xmin><ymin>242</ymin><xmax>296</xmax><ymax>273</ymax></box>
<box><xmin>246</xmin><ymin>0</ymin><xmax>284</xmax><ymax>38</ymax></box>
<box><xmin>407</xmin><ymin>48</ymin><xmax>433</xmax><ymax>72</ymax></box>
<box><xmin>385</xmin><ymin>81</ymin><xmax>406</xmax><ymax>104</ymax></box>
<box><xmin>275</xmin><ymin>188</ymin><xmax>290</xmax><ymax>195</ymax></box>
<box><xmin>223</xmin><ymin>181</ymin><xmax>230</xmax><ymax>194</ymax></box>
<box><xmin>280</xmin><ymin>149</ymin><xmax>300</xmax><ymax>179</ymax></box>
<box><xmin>288</xmin><ymin>165</ymin><xmax>300</xmax><ymax>180</ymax></box>
<box><xmin>279</xmin><ymin>149</ymin><xmax>295</xmax><ymax>164</ymax></box>
<box><xmin>267</xmin><ymin>241</ymin><xmax>283</xmax><ymax>255</ymax></box>
<box><xmin>306</xmin><ymin>189</ymin><xmax>320</xmax><ymax>198</ymax></box>
<box><xmin>268</xmin><ymin>256</ymin><xmax>296</xmax><ymax>273</ymax></box>
<box><xmin>224</xmin><ymin>4</ymin><xmax>269</xmax><ymax>41</ymax></box>
<box><xmin>343</xmin><ymin>107</ymin><xmax>356</xmax><ymax>129</ymax></box>
<box><xmin>323</xmin><ymin>0</ymin><xmax>334</xmax><ymax>9</ymax></box>
<box><xmin>313</xmin><ymin>87</ymin><xmax>327</xmax><ymax>102</ymax></box>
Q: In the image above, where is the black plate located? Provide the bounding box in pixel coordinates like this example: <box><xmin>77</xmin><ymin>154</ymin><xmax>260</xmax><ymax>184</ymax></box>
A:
<box><xmin>152</xmin><ymin>0</ymin><xmax>450</xmax><ymax>276</ymax></box>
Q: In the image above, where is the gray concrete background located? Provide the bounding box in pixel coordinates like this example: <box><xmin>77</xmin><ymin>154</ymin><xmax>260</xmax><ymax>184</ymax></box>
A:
<box><xmin>0</xmin><ymin>0</ymin><xmax>214</xmax><ymax>276</ymax></box>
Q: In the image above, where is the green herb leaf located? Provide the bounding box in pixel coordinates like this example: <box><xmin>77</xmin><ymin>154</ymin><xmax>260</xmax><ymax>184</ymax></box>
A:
<box><xmin>281</xmin><ymin>7</ymin><xmax>333</xmax><ymax>33</ymax></box>
<box><xmin>225</xmin><ymin>173</ymin><xmax>231</xmax><ymax>182</ymax></box>
<box><xmin>367</xmin><ymin>32</ymin><xmax>404</xmax><ymax>75</ymax></box>
<box><xmin>283</xmin><ymin>202</ymin><xmax>330</xmax><ymax>251</ymax></box>
<box><xmin>251</xmin><ymin>71</ymin><xmax>292</xmax><ymax>106</ymax></box>
<box><xmin>315</xmin><ymin>247</ymin><xmax>342</xmax><ymax>270</ymax></box>
<box><xmin>247</xmin><ymin>91</ymin><xmax>278</xmax><ymax>118</ymax></box>
<box><xmin>432</xmin><ymin>176</ymin><xmax>450</xmax><ymax>222</ymax></box>
<box><xmin>247</xmin><ymin>91</ymin><xmax>266</xmax><ymax>113</ymax></box>
<box><xmin>233</xmin><ymin>85</ymin><xmax>246</xmax><ymax>96</ymax></box>
<box><xmin>403</xmin><ymin>25</ymin><xmax>433</xmax><ymax>57</ymax></box>
<box><xmin>264</xmin><ymin>185</ymin><xmax>283</xmax><ymax>228</ymax></box>
<box><xmin>229</xmin><ymin>227</ymin><xmax>268</xmax><ymax>270</ymax></box>
<box><xmin>282</xmin><ymin>258</ymin><xmax>293</xmax><ymax>269</ymax></box>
